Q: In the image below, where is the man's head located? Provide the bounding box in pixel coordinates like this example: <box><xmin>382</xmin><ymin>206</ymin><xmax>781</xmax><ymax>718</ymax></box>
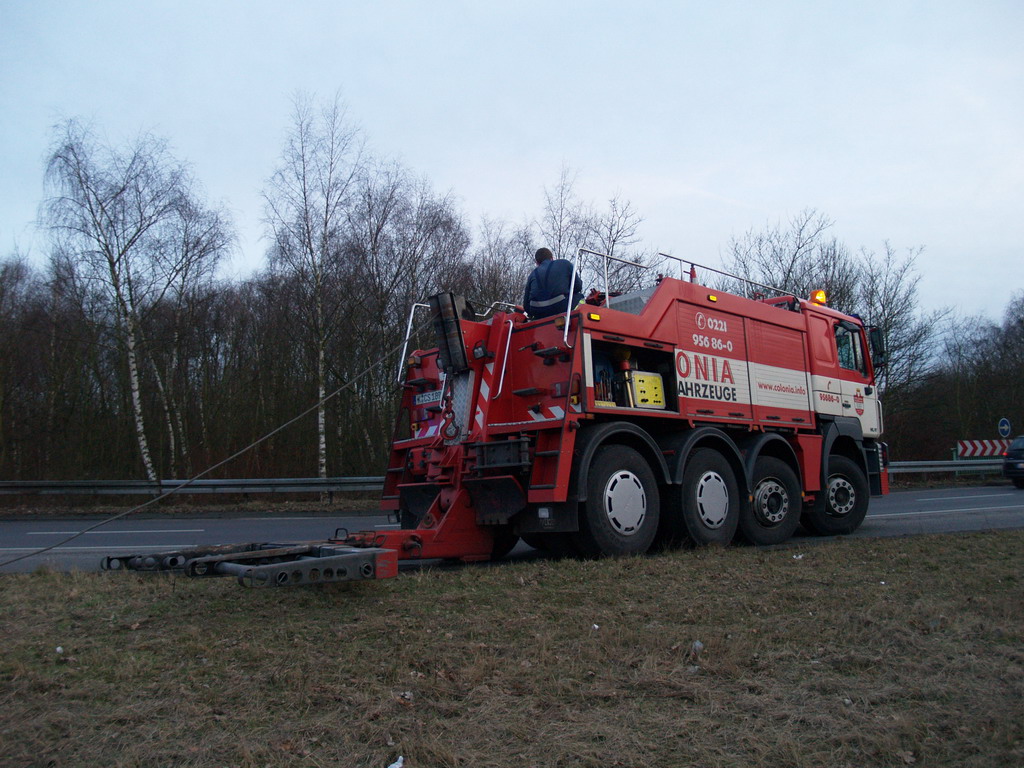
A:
<box><xmin>534</xmin><ymin>247</ymin><xmax>554</xmax><ymax>264</ymax></box>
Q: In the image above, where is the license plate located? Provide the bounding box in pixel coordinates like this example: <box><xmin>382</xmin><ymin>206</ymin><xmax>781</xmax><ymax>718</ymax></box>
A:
<box><xmin>414</xmin><ymin>389</ymin><xmax>443</xmax><ymax>406</ymax></box>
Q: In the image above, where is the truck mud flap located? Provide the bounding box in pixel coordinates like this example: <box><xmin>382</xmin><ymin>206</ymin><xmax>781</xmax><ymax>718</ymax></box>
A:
<box><xmin>464</xmin><ymin>475</ymin><xmax>526</xmax><ymax>525</ymax></box>
<box><xmin>102</xmin><ymin>543</ymin><xmax>398</xmax><ymax>587</ymax></box>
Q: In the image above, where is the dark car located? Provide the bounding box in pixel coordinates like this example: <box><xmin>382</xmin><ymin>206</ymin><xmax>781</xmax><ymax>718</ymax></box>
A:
<box><xmin>1004</xmin><ymin>435</ymin><xmax>1024</xmax><ymax>489</ymax></box>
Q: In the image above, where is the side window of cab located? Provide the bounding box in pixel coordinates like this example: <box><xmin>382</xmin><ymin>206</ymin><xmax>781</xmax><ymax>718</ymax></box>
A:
<box><xmin>834</xmin><ymin>322</ymin><xmax>866</xmax><ymax>376</ymax></box>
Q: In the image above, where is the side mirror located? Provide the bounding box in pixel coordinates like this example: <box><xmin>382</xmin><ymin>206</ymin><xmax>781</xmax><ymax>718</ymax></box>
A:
<box><xmin>868</xmin><ymin>326</ymin><xmax>887</xmax><ymax>368</ymax></box>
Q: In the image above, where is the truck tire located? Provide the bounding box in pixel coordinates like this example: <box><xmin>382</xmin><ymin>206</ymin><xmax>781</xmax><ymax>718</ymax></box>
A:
<box><xmin>802</xmin><ymin>455</ymin><xmax>869</xmax><ymax>535</ymax></box>
<box><xmin>574</xmin><ymin>445</ymin><xmax>660</xmax><ymax>557</ymax></box>
<box><xmin>739</xmin><ymin>457</ymin><xmax>802</xmax><ymax>546</ymax></box>
<box><xmin>665</xmin><ymin>447</ymin><xmax>739</xmax><ymax>547</ymax></box>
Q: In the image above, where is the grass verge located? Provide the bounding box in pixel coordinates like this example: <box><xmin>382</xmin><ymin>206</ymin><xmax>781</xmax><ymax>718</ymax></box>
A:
<box><xmin>1</xmin><ymin>531</ymin><xmax>1022</xmax><ymax>768</ymax></box>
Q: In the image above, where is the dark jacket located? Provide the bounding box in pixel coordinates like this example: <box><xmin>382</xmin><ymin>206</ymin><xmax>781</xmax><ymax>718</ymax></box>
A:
<box><xmin>523</xmin><ymin>258</ymin><xmax>583</xmax><ymax>319</ymax></box>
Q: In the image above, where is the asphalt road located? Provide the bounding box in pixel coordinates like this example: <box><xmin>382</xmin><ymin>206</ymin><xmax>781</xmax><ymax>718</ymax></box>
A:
<box><xmin>2</xmin><ymin>484</ymin><xmax>1023</xmax><ymax>574</ymax></box>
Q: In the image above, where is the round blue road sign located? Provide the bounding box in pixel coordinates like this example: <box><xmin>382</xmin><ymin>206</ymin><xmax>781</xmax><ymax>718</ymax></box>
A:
<box><xmin>999</xmin><ymin>418</ymin><xmax>1011</xmax><ymax>438</ymax></box>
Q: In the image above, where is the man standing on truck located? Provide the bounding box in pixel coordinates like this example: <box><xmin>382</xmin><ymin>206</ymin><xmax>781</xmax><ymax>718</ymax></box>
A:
<box><xmin>523</xmin><ymin>247</ymin><xmax>583</xmax><ymax>319</ymax></box>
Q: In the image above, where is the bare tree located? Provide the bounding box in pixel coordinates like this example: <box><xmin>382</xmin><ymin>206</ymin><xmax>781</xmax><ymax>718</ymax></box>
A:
<box><xmin>858</xmin><ymin>243</ymin><xmax>943</xmax><ymax>397</ymax></box>
<box><xmin>43</xmin><ymin>120</ymin><xmax>196</xmax><ymax>481</ymax></box>
<box><xmin>466</xmin><ymin>216</ymin><xmax>534</xmax><ymax>309</ymax></box>
<box><xmin>263</xmin><ymin>92</ymin><xmax>362</xmax><ymax>481</ymax></box>
<box><xmin>537</xmin><ymin>164</ymin><xmax>592</xmax><ymax>262</ymax></box>
<box><xmin>337</xmin><ymin>160</ymin><xmax>472</xmax><ymax>471</ymax></box>
<box><xmin>587</xmin><ymin>193</ymin><xmax>652</xmax><ymax>292</ymax></box>
<box><xmin>724</xmin><ymin>209</ymin><xmax>858</xmax><ymax>306</ymax></box>
<box><xmin>537</xmin><ymin>168</ymin><xmax>657</xmax><ymax>296</ymax></box>
<box><xmin>939</xmin><ymin>313</ymin><xmax>991</xmax><ymax>439</ymax></box>
<box><xmin>147</xmin><ymin>197</ymin><xmax>232</xmax><ymax>476</ymax></box>
<box><xmin>0</xmin><ymin>255</ymin><xmax>35</xmax><ymax>473</ymax></box>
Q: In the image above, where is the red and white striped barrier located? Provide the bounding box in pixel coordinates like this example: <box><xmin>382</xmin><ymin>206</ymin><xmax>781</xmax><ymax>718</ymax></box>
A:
<box><xmin>957</xmin><ymin>439</ymin><xmax>1011</xmax><ymax>458</ymax></box>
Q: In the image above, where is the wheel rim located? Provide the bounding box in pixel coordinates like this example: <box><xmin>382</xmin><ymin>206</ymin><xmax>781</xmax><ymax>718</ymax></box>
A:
<box><xmin>603</xmin><ymin>470</ymin><xmax>647</xmax><ymax>535</ymax></box>
<box><xmin>753</xmin><ymin>477</ymin><xmax>789</xmax><ymax>526</ymax></box>
<box><xmin>826</xmin><ymin>475</ymin><xmax>856</xmax><ymax>517</ymax></box>
<box><xmin>695</xmin><ymin>471</ymin><xmax>729</xmax><ymax>528</ymax></box>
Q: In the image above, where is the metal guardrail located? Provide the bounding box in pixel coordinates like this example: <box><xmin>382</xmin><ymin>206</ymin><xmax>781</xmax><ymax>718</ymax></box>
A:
<box><xmin>0</xmin><ymin>477</ymin><xmax>386</xmax><ymax>496</ymax></box>
<box><xmin>886</xmin><ymin>459</ymin><xmax>1002</xmax><ymax>475</ymax></box>
<box><xmin>0</xmin><ymin>460</ymin><xmax>1008</xmax><ymax>497</ymax></box>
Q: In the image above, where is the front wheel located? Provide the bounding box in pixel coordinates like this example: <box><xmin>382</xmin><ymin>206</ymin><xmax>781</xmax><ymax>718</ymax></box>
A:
<box><xmin>663</xmin><ymin>447</ymin><xmax>739</xmax><ymax>546</ymax></box>
<box><xmin>739</xmin><ymin>456</ymin><xmax>802</xmax><ymax>545</ymax></box>
<box><xmin>802</xmin><ymin>455</ymin><xmax>869</xmax><ymax>535</ymax></box>
<box><xmin>574</xmin><ymin>445</ymin><xmax>660</xmax><ymax>557</ymax></box>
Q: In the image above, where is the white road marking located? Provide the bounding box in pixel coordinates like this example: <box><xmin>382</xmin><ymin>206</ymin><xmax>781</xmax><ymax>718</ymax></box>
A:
<box><xmin>915</xmin><ymin>493</ymin><xmax>1016</xmax><ymax>502</ymax></box>
<box><xmin>0</xmin><ymin>545</ymin><xmax>199</xmax><ymax>551</ymax></box>
<box><xmin>27</xmin><ymin>529</ymin><xmax>205</xmax><ymax>536</ymax></box>
<box><xmin>225</xmin><ymin>517</ymin><xmax>390</xmax><ymax>523</ymax></box>
<box><xmin>873</xmin><ymin>506</ymin><xmax>1023</xmax><ymax>519</ymax></box>
<box><xmin>234</xmin><ymin>517</ymin><xmax>371</xmax><ymax>521</ymax></box>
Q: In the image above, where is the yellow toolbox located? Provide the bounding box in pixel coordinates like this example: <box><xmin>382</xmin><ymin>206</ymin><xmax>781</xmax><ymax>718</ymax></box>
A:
<box><xmin>629</xmin><ymin>372</ymin><xmax>665</xmax><ymax>409</ymax></box>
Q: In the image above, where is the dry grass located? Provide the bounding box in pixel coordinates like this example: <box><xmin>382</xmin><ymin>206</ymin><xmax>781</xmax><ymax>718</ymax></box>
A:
<box><xmin>1</xmin><ymin>531</ymin><xmax>1022</xmax><ymax>768</ymax></box>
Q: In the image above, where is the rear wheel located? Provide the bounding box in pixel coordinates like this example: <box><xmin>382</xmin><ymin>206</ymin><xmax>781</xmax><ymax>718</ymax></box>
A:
<box><xmin>802</xmin><ymin>455</ymin><xmax>869</xmax><ymax>535</ymax></box>
<box><xmin>574</xmin><ymin>445</ymin><xmax>660</xmax><ymax>557</ymax></box>
<box><xmin>664</xmin><ymin>448</ymin><xmax>739</xmax><ymax>546</ymax></box>
<box><xmin>1013</xmin><ymin>479</ymin><xmax>1024</xmax><ymax>490</ymax></box>
<box><xmin>739</xmin><ymin>457</ymin><xmax>802</xmax><ymax>545</ymax></box>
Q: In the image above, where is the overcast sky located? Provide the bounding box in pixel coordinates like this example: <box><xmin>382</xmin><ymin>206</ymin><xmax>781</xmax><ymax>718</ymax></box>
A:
<box><xmin>1</xmin><ymin>0</ymin><xmax>1021</xmax><ymax>319</ymax></box>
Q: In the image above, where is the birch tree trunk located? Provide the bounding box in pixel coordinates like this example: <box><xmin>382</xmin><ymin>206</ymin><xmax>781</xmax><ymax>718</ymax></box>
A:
<box><xmin>125</xmin><ymin>313</ymin><xmax>157</xmax><ymax>481</ymax></box>
<box><xmin>317</xmin><ymin>289</ymin><xmax>327</xmax><ymax>482</ymax></box>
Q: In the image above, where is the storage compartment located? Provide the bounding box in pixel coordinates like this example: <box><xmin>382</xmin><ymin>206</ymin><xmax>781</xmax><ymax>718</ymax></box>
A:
<box><xmin>589</xmin><ymin>340</ymin><xmax>675</xmax><ymax>411</ymax></box>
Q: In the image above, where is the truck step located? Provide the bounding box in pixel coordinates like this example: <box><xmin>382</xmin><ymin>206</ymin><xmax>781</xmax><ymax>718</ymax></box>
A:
<box><xmin>532</xmin><ymin>346</ymin><xmax>566</xmax><ymax>358</ymax></box>
<box><xmin>513</xmin><ymin>387</ymin><xmax>545</xmax><ymax>396</ymax></box>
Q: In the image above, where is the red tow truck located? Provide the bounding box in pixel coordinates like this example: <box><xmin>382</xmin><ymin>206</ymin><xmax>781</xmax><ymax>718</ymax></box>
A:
<box><xmin>105</xmin><ymin>253</ymin><xmax>888</xmax><ymax>586</ymax></box>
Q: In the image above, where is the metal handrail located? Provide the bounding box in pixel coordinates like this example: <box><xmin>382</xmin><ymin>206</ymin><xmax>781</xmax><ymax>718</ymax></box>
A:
<box><xmin>495</xmin><ymin>318</ymin><xmax>515</xmax><ymax>398</ymax></box>
<box><xmin>562</xmin><ymin>250</ymin><xmax>582</xmax><ymax>347</ymax></box>
<box><xmin>563</xmin><ymin>247</ymin><xmax>649</xmax><ymax>347</ymax></box>
<box><xmin>475</xmin><ymin>300</ymin><xmax>519</xmax><ymax>318</ymax></box>
<box><xmin>577</xmin><ymin>247</ymin><xmax>647</xmax><ymax>298</ymax></box>
<box><xmin>400</xmin><ymin>300</ymin><xmax>519</xmax><ymax>383</ymax></box>
<box><xmin>578</xmin><ymin>248</ymin><xmax>801</xmax><ymax>303</ymax></box>
<box><xmin>397</xmin><ymin>302</ymin><xmax>430</xmax><ymax>383</ymax></box>
<box><xmin>652</xmin><ymin>253</ymin><xmax>802</xmax><ymax>300</ymax></box>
